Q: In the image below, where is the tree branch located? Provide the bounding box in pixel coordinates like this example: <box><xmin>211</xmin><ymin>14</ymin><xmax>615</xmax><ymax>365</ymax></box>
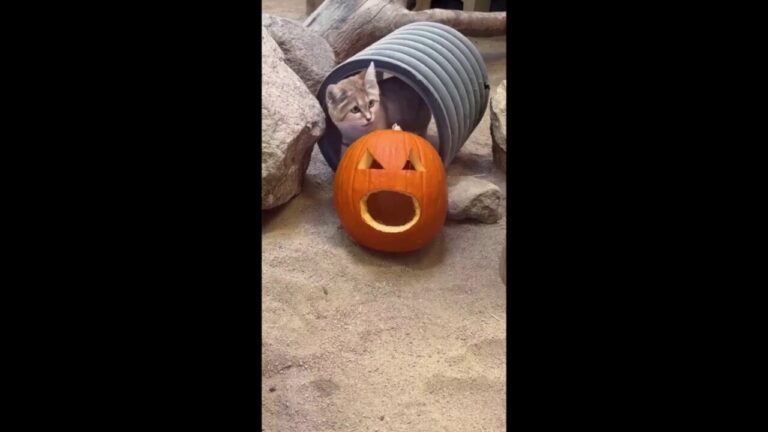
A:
<box><xmin>304</xmin><ymin>0</ymin><xmax>506</xmax><ymax>62</ymax></box>
<box><xmin>403</xmin><ymin>9</ymin><xmax>506</xmax><ymax>37</ymax></box>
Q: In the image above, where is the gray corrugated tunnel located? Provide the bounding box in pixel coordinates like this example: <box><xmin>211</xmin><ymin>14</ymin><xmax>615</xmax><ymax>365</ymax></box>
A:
<box><xmin>315</xmin><ymin>22</ymin><xmax>491</xmax><ymax>171</ymax></box>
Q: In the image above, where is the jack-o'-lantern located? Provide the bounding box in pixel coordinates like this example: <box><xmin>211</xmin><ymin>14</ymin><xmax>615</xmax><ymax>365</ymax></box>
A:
<box><xmin>333</xmin><ymin>127</ymin><xmax>447</xmax><ymax>252</ymax></box>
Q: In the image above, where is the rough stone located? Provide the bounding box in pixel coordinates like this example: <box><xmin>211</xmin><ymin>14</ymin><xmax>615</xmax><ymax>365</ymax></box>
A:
<box><xmin>490</xmin><ymin>80</ymin><xmax>507</xmax><ymax>173</ymax></box>
<box><xmin>262</xmin><ymin>27</ymin><xmax>326</xmax><ymax>209</ymax></box>
<box><xmin>447</xmin><ymin>176</ymin><xmax>502</xmax><ymax>224</ymax></box>
<box><xmin>262</xmin><ymin>14</ymin><xmax>336</xmax><ymax>95</ymax></box>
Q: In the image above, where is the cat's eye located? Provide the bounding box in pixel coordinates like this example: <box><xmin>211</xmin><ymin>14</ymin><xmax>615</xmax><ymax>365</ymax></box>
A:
<box><xmin>368</xmin><ymin>100</ymin><xmax>375</xmax><ymax>108</ymax></box>
<box><xmin>350</xmin><ymin>106</ymin><xmax>360</xmax><ymax>113</ymax></box>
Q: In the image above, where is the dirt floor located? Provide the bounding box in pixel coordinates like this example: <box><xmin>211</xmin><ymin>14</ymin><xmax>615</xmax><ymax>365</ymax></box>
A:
<box><xmin>262</xmin><ymin>2</ymin><xmax>507</xmax><ymax>431</ymax></box>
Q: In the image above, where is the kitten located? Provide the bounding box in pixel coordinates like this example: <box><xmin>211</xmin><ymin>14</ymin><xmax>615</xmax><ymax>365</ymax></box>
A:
<box><xmin>325</xmin><ymin>62</ymin><xmax>431</xmax><ymax>151</ymax></box>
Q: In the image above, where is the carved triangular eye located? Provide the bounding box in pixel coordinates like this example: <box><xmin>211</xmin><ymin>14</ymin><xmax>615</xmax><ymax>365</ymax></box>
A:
<box><xmin>406</xmin><ymin>148</ymin><xmax>426</xmax><ymax>172</ymax></box>
<box><xmin>357</xmin><ymin>149</ymin><xmax>384</xmax><ymax>169</ymax></box>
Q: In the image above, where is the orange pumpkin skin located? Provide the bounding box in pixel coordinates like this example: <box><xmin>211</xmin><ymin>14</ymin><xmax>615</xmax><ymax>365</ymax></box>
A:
<box><xmin>333</xmin><ymin>129</ymin><xmax>447</xmax><ymax>253</ymax></box>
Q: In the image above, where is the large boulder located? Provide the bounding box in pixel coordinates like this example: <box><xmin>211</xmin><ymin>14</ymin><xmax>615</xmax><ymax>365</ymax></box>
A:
<box><xmin>262</xmin><ymin>27</ymin><xmax>326</xmax><ymax>209</ymax></box>
<box><xmin>490</xmin><ymin>80</ymin><xmax>507</xmax><ymax>173</ymax></box>
<box><xmin>262</xmin><ymin>14</ymin><xmax>336</xmax><ymax>95</ymax></box>
<box><xmin>447</xmin><ymin>176</ymin><xmax>502</xmax><ymax>224</ymax></box>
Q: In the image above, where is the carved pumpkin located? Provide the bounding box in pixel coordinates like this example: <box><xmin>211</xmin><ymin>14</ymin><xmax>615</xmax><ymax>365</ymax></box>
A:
<box><xmin>333</xmin><ymin>127</ymin><xmax>447</xmax><ymax>252</ymax></box>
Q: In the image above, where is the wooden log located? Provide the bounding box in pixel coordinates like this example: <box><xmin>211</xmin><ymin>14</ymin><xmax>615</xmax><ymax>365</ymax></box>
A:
<box><xmin>304</xmin><ymin>0</ymin><xmax>505</xmax><ymax>62</ymax></box>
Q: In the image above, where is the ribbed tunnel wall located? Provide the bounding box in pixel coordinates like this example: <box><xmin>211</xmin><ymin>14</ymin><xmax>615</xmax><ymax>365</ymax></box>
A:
<box><xmin>316</xmin><ymin>22</ymin><xmax>491</xmax><ymax>171</ymax></box>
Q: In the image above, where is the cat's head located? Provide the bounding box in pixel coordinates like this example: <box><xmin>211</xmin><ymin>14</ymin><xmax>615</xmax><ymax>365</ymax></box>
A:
<box><xmin>326</xmin><ymin>62</ymin><xmax>380</xmax><ymax>126</ymax></box>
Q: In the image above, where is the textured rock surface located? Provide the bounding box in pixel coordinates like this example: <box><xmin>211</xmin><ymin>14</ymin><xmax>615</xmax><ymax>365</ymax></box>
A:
<box><xmin>490</xmin><ymin>80</ymin><xmax>507</xmax><ymax>173</ymax></box>
<box><xmin>262</xmin><ymin>27</ymin><xmax>326</xmax><ymax>209</ymax></box>
<box><xmin>262</xmin><ymin>13</ymin><xmax>336</xmax><ymax>95</ymax></box>
<box><xmin>447</xmin><ymin>176</ymin><xmax>502</xmax><ymax>223</ymax></box>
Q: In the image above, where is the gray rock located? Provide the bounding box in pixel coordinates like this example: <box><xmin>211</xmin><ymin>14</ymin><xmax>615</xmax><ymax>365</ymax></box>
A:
<box><xmin>490</xmin><ymin>80</ymin><xmax>507</xmax><ymax>173</ymax></box>
<box><xmin>262</xmin><ymin>14</ymin><xmax>336</xmax><ymax>95</ymax></box>
<box><xmin>447</xmin><ymin>176</ymin><xmax>502</xmax><ymax>224</ymax></box>
<box><xmin>262</xmin><ymin>27</ymin><xmax>326</xmax><ymax>209</ymax></box>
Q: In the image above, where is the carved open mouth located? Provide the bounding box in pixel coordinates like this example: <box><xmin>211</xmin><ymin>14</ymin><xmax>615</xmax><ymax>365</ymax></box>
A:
<box><xmin>360</xmin><ymin>190</ymin><xmax>420</xmax><ymax>233</ymax></box>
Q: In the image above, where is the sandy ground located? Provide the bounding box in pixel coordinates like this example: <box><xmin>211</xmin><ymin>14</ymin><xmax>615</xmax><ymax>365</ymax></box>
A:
<box><xmin>262</xmin><ymin>2</ymin><xmax>507</xmax><ymax>431</ymax></box>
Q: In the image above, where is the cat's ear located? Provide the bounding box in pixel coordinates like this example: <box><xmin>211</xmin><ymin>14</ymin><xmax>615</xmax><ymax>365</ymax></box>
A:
<box><xmin>359</xmin><ymin>62</ymin><xmax>375</xmax><ymax>79</ymax></box>
<box><xmin>326</xmin><ymin>84</ymin><xmax>345</xmax><ymax>104</ymax></box>
<box><xmin>363</xmin><ymin>62</ymin><xmax>378</xmax><ymax>92</ymax></box>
